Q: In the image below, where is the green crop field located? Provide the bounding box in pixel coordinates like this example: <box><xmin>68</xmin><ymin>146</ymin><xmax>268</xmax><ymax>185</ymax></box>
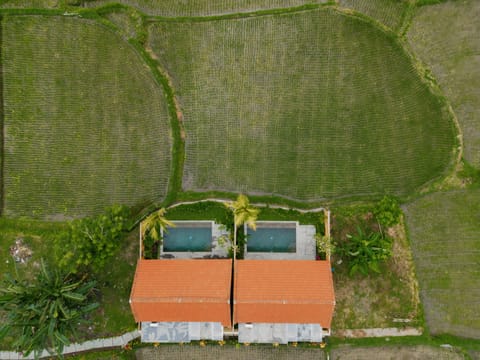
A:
<box><xmin>85</xmin><ymin>0</ymin><xmax>328</xmax><ymax>17</ymax></box>
<box><xmin>339</xmin><ymin>0</ymin><xmax>409</xmax><ymax>31</ymax></box>
<box><xmin>148</xmin><ymin>8</ymin><xmax>457</xmax><ymax>201</ymax></box>
<box><xmin>1</xmin><ymin>16</ymin><xmax>172</xmax><ymax>219</ymax></box>
<box><xmin>407</xmin><ymin>0</ymin><xmax>480</xmax><ymax>167</ymax></box>
<box><xmin>0</xmin><ymin>0</ymin><xmax>56</xmax><ymax>8</ymax></box>
<box><xmin>404</xmin><ymin>189</ymin><xmax>480</xmax><ymax>339</ymax></box>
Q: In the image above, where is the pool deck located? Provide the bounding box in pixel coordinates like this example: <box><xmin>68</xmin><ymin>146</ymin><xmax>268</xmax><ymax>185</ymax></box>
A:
<box><xmin>245</xmin><ymin>225</ymin><xmax>316</xmax><ymax>260</ymax></box>
<box><xmin>160</xmin><ymin>223</ymin><xmax>231</xmax><ymax>259</ymax></box>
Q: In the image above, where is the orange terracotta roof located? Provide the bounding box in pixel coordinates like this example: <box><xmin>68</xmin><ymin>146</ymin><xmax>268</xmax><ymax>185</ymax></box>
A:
<box><xmin>130</xmin><ymin>259</ymin><xmax>232</xmax><ymax>327</ymax></box>
<box><xmin>234</xmin><ymin>260</ymin><xmax>335</xmax><ymax>328</ymax></box>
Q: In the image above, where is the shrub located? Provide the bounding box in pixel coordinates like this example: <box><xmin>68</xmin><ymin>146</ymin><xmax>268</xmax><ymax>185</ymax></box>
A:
<box><xmin>315</xmin><ymin>234</ymin><xmax>335</xmax><ymax>260</ymax></box>
<box><xmin>54</xmin><ymin>205</ymin><xmax>130</xmax><ymax>274</ymax></box>
<box><xmin>374</xmin><ymin>195</ymin><xmax>402</xmax><ymax>228</ymax></box>
<box><xmin>337</xmin><ymin>226</ymin><xmax>393</xmax><ymax>276</ymax></box>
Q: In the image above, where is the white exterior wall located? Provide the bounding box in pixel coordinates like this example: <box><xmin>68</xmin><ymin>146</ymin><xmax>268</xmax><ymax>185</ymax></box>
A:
<box><xmin>141</xmin><ymin>321</ymin><xmax>223</xmax><ymax>343</ymax></box>
<box><xmin>238</xmin><ymin>323</ymin><xmax>323</xmax><ymax>344</ymax></box>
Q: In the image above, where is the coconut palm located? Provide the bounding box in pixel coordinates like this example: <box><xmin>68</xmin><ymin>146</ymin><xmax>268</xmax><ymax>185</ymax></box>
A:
<box><xmin>0</xmin><ymin>260</ymin><xmax>98</xmax><ymax>359</ymax></box>
<box><xmin>140</xmin><ymin>208</ymin><xmax>175</xmax><ymax>258</ymax></box>
<box><xmin>225</xmin><ymin>194</ymin><xmax>259</xmax><ymax>261</ymax></box>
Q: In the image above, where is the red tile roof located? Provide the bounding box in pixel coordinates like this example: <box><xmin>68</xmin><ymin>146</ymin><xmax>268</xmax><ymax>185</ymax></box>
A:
<box><xmin>234</xmin><ymin>260</ymin><xmax>335</xmax><ymax>328</ymax></box>
<box><xmin>130</xmin><ymin>259</ymin><xmax>232</xmax><ymax>327</ymax></box>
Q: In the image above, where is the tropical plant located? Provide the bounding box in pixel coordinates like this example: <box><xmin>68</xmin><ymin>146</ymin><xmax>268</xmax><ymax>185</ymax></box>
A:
<box><xmin>54</xmin><ymin>205</ymin><xmax>130</xmax><ymax>274</ymax></box>
<box><xmin>373</xmin><ymin>195</ymin><xmax>402</xmax><ymax>228</ymax></box>
<box><xmin>0</xmin><ymin>260</ymin><xmax>98</xmax><ymax>359</ymax></box>
<box><xmin>140</xmin><ymin>208</ymin><xmax>175</xmax><ymax>259</ymax></box>
<box><xmin>337</xmin><ymin>226</ymin><xmax>393</xmax><ymax>276</ymax></box>
<box><xmin>315</xmin><ymin>234</ymin><xmax>335</xmax><ymax>260</ymax></box>
<box><xmin>225</xmin><ymin>194</ymin><xmax>259</xmax><ymax>260</ymax></box>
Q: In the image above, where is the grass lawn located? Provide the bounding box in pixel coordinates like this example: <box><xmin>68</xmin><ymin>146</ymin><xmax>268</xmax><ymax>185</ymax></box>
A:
<box><xmin>403</xmin><ymin>188</ymin><xmax>480</xmax><ymax>339</ymax></box>
<box><xmin>407</xmin><ymin>0</ymin><xmax>480</xmax><ymax>167</ymax></box>
<box><xmin>339</xmin><ymin>0</ymin><xmax>409</xmax><ymax>31</ymax></box>
<box><xmin>167</xmin><ymin>200</ymin><xmax>325</xmax><ymax>231</ymax></box>
<box><xmin>2</xmin><ymin>15</ymin><xmax>171</xmax><ymax>219</ymax></box>
<box><xmin>330</xmin><ymin>207</ymin><xmax>420</xmax><ymax>330</ymax></box>
<box><xmin>148</xmin><ymin>8</ymin><xmax>456</xmax><ymax>202</ymax></box>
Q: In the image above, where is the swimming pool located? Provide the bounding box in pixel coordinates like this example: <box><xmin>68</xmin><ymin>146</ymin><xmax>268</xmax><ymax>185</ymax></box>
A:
<box><xmin>246</xmin><ymin>222</ymin><xmax>297</xmax><ymax>253</ymax></box>
<box><xmin>162</xmin><ymin>221</ymin><xmax>213</xmax><ymax>252</ymax></box>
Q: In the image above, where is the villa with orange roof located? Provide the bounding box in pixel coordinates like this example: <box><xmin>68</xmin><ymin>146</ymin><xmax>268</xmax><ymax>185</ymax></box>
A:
<box><xmin>129</xmin><ymin>220</ymin><xmax>335</xmax><ymax>344</ymax></box>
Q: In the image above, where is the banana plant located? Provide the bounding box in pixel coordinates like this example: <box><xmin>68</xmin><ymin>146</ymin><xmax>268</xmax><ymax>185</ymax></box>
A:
<box><xmin>0</xmin><ymin>260</ymin><xmax>98</xmax><ymax>359</ymax></box>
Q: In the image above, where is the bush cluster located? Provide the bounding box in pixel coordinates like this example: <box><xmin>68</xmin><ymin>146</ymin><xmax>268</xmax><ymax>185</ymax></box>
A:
<box><xmin>54</xmin><ymin>205</ymin><xmax>131</xmax><ymax>274</ymax></box>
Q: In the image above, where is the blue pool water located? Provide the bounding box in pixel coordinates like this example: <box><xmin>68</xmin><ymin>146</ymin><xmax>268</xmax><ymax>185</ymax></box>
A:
<box><xmin>247</xmin><ymin>227</ymin><xmax>296</xmax><ymax>253</ymax></box>
<box><xmin>163</xmin><ymin>225</ymin><xmax>212</xmax><ymax>252</ymax></box>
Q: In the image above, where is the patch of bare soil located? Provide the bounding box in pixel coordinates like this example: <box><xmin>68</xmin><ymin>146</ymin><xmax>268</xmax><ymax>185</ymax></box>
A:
<box><xmin>332</xmin><ymin>217</ymin><xmax>420</xmax><ymax>329</ymax></box>
<box><xmin>331</xmin><ymin>345</ymin><xmax>466</xmax><ymax>360</ymax></box>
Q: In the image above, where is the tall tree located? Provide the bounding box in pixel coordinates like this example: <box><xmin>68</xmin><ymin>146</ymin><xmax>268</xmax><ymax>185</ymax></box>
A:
<box><xmin>0</xmin><ymin>260</ymin><xmax>98</xmax><ymax>359</ymax></box>
<box><xmin>225</xmin><ymin>194</ymin><xmax>259</xmax><ymax>261</ymax></box>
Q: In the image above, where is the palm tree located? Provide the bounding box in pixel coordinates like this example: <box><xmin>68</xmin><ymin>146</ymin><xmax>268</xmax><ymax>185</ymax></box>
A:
<box><xmin>225</xmin><ymin>194</ymin><xmax>259</xmax><ymax>261</ymax></box>
<box><xmin>140</xmin><ymin>208</ymin><xmax>175</xmax><ymax>258</ymax></box>
<box><xmin>0</xmin><ymin>260</ymin><xmax>98</xmax><ymax>359</ymax></box>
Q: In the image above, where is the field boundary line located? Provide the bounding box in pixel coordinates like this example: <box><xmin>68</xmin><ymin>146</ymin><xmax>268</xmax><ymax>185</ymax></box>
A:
<box><xmin>144</xmin><ymin>3</ymin><xmax>334</xmax><ymax>23</ymax></box>
<box><xmin>0</xmin><ymin>15</ymin><xmax>3</xmax><ymax>216</ymax></box>
<box><xmin>168</xmin><ymin>198</ymin><xmax>326</xmax><ymax>213</ymax></box>
<box><xmin>126</xmin><ymin>40</ymin><xmax>184</xmax><ymax>207</ymax></box>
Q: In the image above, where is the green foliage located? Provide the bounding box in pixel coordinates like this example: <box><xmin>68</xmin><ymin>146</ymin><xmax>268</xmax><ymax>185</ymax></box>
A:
<box><xmin>316</xmin><ymin>234</ymin><xmax>335</xmax><ymax>260</ymax></box>
<box><xmin>0</xmin><ymin>260</ymin><xmax>98</xmax><ymax>359</ymax></box>
<box><xmin>337</xmin><ymin>226</ymin><xmax>393</xmax><ymax>276</ymax></box>
<box><xmin>54</xmin><ymin>206</ymin><xmax>130</xmax><ymax>274</ymax></box>
<box><xmin>141</xmin><ymin>208</ymin><xmax>174</xmax><ymax>259</ymax></box>
<box><xmin>225</xmin><ymin>194</ymin><xmax>260</xmax><ymax>229</ymax></box>
<box><xmin>373</xmin><ymin>195</ymin><xmax>402</xmax><ymax>227</ymax></box>
<box><xmin>225</xmin><ymin>195</ymin><xmax>259</xmax><ymax>259</ymax></box>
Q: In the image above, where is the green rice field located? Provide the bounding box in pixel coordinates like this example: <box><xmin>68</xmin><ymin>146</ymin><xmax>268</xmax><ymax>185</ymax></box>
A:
<box><xmin>339</xmin><ymin>0</ymin><xmax>409</xmax><ymax>31</ymax></box>
<box><xmin>1</xmin><ymin>16</ymin><xmax>172</xmax><ymax>218</ymax></box>
<box><xmin>85</xmin><ymin>0</ymin><xmax>329</xmax><ymax>16</ymax></box>
<box><xmin>404</xmin><ymin>189</ymin><xmax>480</xmax><ymax>339</ymax></box>
<box><xmin>148</xmin><ymin>8</ymin><xmax>457</xmax><ymax>201</ymax></box>
<box><xmin>407</xmin><ymin>0</ymin><xmax>480</xmax><ymax>167</ymax></box>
